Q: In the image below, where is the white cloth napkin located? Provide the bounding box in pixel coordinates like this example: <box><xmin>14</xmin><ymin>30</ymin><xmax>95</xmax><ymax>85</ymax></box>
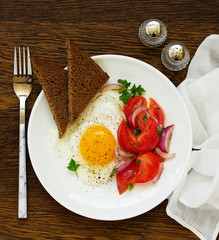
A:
<box><xmin>166</xmin><ymin>34</ymin><xmax>219</xmax><ymax>240</ymax></box>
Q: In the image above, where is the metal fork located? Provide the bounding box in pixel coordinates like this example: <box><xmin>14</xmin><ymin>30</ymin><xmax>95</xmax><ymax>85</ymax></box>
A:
<box><xmin>13</xmin><ymin>47</ymin><xmax>32</xmax><ymax>218</ymax></box>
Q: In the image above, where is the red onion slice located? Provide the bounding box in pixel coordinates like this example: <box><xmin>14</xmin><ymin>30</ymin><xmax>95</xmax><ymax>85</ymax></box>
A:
<box><xmin>99</xmin><ymin>83</ymin><xmax>123</xmax><ymax>93</ymax></box>
<box><xmin>157</xmin><ymin>124</ymin><xmax>175</xmax><ymax>152</ymax></box>
<box><xmin>117</xmin><ymin>146</ymin><xmax>134</xmax><ymax>158</ymax></box>
<box><xmin>155</xmin><ymin>147</ymin><xmax>175</xmax><ymax>159</ymax></box>
<box><xmin>117</xmin><ymin>155</ymin><xmax>137</xmax><ymax>173</ymax></box>
<box><xmin>114</xmin><ymin>148</ymin><xmax>125</xmax><ymax>162</ymax></box>
<box><xmin>129</xmin><ymin>106</ymin><xmax>148</xmax><ymax>128</ymax></box>
<box><xmin>116</xmin><ymin>160</ymin><xmax>125</xmax><ymax>169</ymax></box>
<box><xmin>114</xmin><ymin>147</ymin><xmax>135</xmax><ymax>162</ymax></box>
<box><xmin>152</xmin><ymin>162</ymin><xmax>164</xmax><ymax>183</ymax></box>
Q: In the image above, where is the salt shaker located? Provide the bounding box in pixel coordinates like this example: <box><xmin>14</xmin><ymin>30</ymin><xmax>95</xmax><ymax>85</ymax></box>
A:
<box><xmin>161</xmin><ymin>42</ymin><xmax>190</xmax><ymax>71</ymax></box>
<box><xmin>138</xmin><ymin>19</ymin><xmax>167</xmax><ymax>48</ymax></box>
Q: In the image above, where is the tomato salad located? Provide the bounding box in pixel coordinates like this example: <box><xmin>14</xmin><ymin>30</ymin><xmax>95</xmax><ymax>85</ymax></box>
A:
<box><xmin>101</xmin><ymin>79</ymin><xmax>175</xmax><ymax>194</ymax></box>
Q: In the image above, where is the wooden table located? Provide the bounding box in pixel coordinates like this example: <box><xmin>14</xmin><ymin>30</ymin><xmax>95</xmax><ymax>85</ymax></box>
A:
<box><xmin>1</xmin><ymin>0</ymin><xmax>219</xmax><ymax>239</ymax></box>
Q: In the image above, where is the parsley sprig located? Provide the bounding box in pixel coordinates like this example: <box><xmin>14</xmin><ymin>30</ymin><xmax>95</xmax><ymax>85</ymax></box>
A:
<box><xmin>114</xmin><ymin>79</ymin><xmax>146</xmax><ymax>104</ymax></box>
<box><xmin>67</xmin><ymin>158</ymin><xmax>80</xmax><ymax>178</ymax></box>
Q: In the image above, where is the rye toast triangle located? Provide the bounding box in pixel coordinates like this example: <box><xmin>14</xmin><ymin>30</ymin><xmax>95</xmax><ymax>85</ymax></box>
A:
<box><xmin>66</xmin><ymin>39</ymin><xmax>110</xmax><ymax>124</ymax></box>
<box><xmin>30</xmin><ymin>56</ymin><xmax>69</xmax><ymax>138</ymax></box>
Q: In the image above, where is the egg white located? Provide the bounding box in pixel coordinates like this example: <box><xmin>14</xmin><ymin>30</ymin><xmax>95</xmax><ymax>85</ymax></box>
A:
<box><xmin>49</xmin><ymin>93</ymin><xmax>124</xmax><ymax>185</ymax></box>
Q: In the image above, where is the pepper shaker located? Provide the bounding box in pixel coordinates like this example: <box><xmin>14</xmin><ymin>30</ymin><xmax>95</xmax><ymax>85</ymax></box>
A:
<box><xmin>139</xmin><ymin>19</ymin><xmax>167</xmax><ymax>48</ymax></box>
<box><xmin>161</xmin><ymin>42</ymin><xmax>190</xmax><ymax>71</ymax></box>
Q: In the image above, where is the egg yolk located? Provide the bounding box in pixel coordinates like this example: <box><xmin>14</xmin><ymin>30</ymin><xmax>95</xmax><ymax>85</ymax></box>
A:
<box><xmin>79</xmin><ymin>125</ymin><xmax>117</xmax><ymax>166</ymax></box>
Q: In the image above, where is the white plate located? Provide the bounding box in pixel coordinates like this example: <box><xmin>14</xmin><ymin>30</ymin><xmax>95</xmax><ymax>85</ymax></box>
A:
<box><xmin>27</xmin><ymin>54</ymin><xmax>192</xmax><ymax>220</ymax></box>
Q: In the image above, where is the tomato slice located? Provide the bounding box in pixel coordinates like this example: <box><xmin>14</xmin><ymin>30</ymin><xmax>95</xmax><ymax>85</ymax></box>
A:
<box><xmin>135</xmin><ymin>111</ymin><xmax>148</xmax><ymax>131</ymax></box>
<box><xmin>148</xmin><ymin>98</ymin><xmax>165</xmax><ymax>126</ymax></box>
<box><xmin>136</xmin><ymin>117</ymin><xmax>159</xmax><ymax>152</ymax></box>
<box><xmin>116</xmin><ymin>160</ymin><xmax>139</xmax><ymax>194</ymax></box>
<box><xmin>116</xmin><ymin>152</ymin><xmax>160</xmax><ymax>194</ymax></box>
<box><xmin>117</xmin><ymin>119</ymin><xmax>139</xmax><ymax>153</ymax></box>
<box><xmin>133</xmin><ymin>152</ymin><xmax>160</xmax><ymax>183</ymax></box>
<box><xmin>124</xmin><ymin>96</ymin><xmax>147</xmax><ymax>120</ymax></box>
<box><xmin>117</xmin><ymin>117</ymin><xmax>159</xmax><ymax>153</ymax></box>
<box><xmin>154</xmin><ymin>152</ymin><xmax>165</xmax><ymax>162</ymax></box>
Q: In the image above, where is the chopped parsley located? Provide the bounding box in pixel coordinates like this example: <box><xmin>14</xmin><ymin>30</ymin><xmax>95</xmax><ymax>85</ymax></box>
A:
<box><xmin>143</xmin><ymin>113</ymin><xmax>147</xmax><ymax>122</ymax></box>
<box><xmin>135</xmin><ymin>127</ymin><xmax>141</xmax><ymax>136</ymax></box>
<box><xmin>110</xmin><ymin>168</ymin><xmax>118</xmax><ymax>178</ymax></box>
<box><xmin>157</xmin><ymin>126</ymin><xmax>165</xmax><ymax>136</ymax></box>
<box><xmin>113</xmin><ymin>79</ymin><xmax>146</xmax><ymax>104</ymax></box>
<box><xmin>125</xmin><ymin>120</ymin><xmax>130</xmax><ymax>128</ymax></box>
<box><xmin>154</xmin><ymin>107</ymin><xmax>160</xmax><ymax>110</ymax></box>
<box><xmin>128</xmin><ymin>183</ymin><xmax>134</xmax><ymax>191</ymax></box>
<box><xmin>136</xmin><ymin>159</ymin><xmax>141</xmax><ymax>164</ymax></box>
<box><xmin>67</xmin><ymin>159</ymin><xmax>80</xmax><ymax>178</ymax></box>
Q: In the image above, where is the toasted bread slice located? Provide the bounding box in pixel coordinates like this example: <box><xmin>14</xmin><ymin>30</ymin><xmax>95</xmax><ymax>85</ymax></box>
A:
<box><xmin>30</xmin><ymin>56</ymin><xmax>68</xmax><ymax>138</ymax></box>
<box><xmin>66</xmin><ymin>40</ymin><xmax>110</xmax><ymax>124</ymax></box>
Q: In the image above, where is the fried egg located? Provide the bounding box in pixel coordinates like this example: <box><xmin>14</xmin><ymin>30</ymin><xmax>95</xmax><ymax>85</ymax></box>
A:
<box><xmin>49</xmin><ymin>93</ymin><xmax>124</xmax><ymax>185</ymax></box>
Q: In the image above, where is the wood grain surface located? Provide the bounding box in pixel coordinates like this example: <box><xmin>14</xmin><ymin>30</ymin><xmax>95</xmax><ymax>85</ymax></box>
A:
<box><xmin>0</xmin><ymin>0</ymin><xmax>219</xmax><ymax>239</ymax></box>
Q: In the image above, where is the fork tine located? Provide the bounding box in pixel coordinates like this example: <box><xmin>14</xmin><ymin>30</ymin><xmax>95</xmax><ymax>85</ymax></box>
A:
<box><xmin>14</xmin><ymin>47</ymin><xmax>18</xmax><ymax>75</ymax></box>
<box><xmin>23</xmin><ymin>47</ymin><xmax>26</xmax><ymax>76</ymax></box>
<box><xmin>18</xmin><ymin>47</ymin><xmax>22</xmax><ymax>75</ymax></box>
<box><xmin>27</xmin><ymin>47</ymin><xmax>32</xmax><ymax>75</ymax></box>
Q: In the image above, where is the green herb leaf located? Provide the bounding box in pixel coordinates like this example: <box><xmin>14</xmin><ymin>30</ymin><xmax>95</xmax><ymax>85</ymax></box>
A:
<box><xmin>110</xmin><ymin>168</ymin><xmax>118</xmax><ymax>178</ymax></box>
<box><xmin>67</xmin><ymin>159</ymin><xmax>80</xmax><ymax>178</ymax></box>
<box><xmin>154</xmin><ymin>107</ymin><xmax>160</xmax><ymax>110</ymax></box>
<box><xmin>114</xmin><ymin>79</ymin><xmax>146</xmax><ymax>104</ymax></box>
<box><xmin>128</xmin><ymin>183</ymin><xmax>133</xmax><ymax>191</ymax></box>
<box><xmin>157</xmin><ymin>126</ymin><xmax>165</xmax><ymax>136</ymax></box>
<box><xmin>119</xmin><ymin>91</ymin><xmax>132</xmax><ymax>104</ymax></box>
<box><xmin>143</xmin><ymin>113</ymin><xmax>147</xmax><ymax>122</ymax></box>
<box><xmin>125</xmin><ymin>120</ymin><xmax>130</xmax><ymax>128</ymax></box>
<box><xmin>118</xmin><ymin>79</ymin><xmax>131</xmax><ymax>89</ymax></box>
<box><xmin>135</xmin><ymin>127</ymin><xmax>141</xmax><ymax>136</ymax></box>
<box><xmin>136</xmin><ymin>159</ymin><xmax>141</xmax><ymax>164</ymax></box>
<box><xmin>130</xmin><ymin>84</ymin><xmax>145</xmax><ymax>96</ymax></box>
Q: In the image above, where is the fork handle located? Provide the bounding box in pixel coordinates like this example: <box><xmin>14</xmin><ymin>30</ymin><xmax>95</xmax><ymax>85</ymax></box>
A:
<box><xmin>18</xmin><ymin>96</ymin><xmax>27</xmax><ymax>218</ymax></box>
